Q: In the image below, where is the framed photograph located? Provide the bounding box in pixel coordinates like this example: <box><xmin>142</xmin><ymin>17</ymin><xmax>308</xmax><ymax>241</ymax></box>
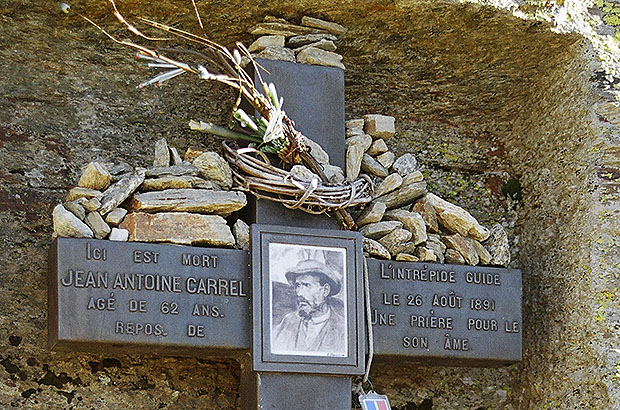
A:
<box><xmin>252</xmin><ymin>224</ymin><xmax>365</xmax><ymax>375</ymax></box>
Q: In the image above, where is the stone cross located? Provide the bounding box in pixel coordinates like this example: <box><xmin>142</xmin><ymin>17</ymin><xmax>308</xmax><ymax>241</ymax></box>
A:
<box><xmin>48</xmin><ymin>60</ymin><xmax>522</xmax><ymax>409</ymax></box>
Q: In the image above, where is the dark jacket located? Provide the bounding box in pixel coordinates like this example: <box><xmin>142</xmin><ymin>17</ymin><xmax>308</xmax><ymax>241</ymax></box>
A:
<box><xmin>272</xmin><ymin>305</ymin><xmax>346</xmax><ymax>355</ymax></box>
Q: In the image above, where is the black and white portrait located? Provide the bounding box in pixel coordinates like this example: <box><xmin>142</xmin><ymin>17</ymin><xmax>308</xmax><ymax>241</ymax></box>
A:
<box><xmin>269</xmin><ymin>243</ymin><xmax>347</xmax><ymax>357</ymax></box>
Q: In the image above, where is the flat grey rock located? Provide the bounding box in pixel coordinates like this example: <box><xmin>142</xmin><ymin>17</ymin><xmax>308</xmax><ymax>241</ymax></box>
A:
<box><xmin>378</xmin><ymin>228</ymin><xmax>412</xmax><ymax>253</ymax></box>
<box><xmin>290</xmin><ymin>165</ymin><xmax>319</xmax><ymax>181</ymax></box>
<box><xmin>249</xmin><ymin>22</ymin><xmax>325</xmax><ymax>37</ymax></box>
<box><xmin>297</xmin><ymin>47</ymin><xmax>344</xmax><ymax>70</ymax></box>
<box><xmin>362</xmin><ymin>237</ymin><xmax>390</xmax><ymax>259</ymax></box>
<box><xmin>53</xmin><ymin>204</ymin><xmax>93</xmax><ymax>238</ymax></box>
<box><xmin>402</xmin><ymin>171</ymin><xmax>424</xmax><ymax>184</ymax></box>
<box><xmin>106</xmin><ymin>162</ymin><xmax>133</xmax><ymax>176</ymax></box>
<box><xmin>322</xmin><ymin>164</ymin><xmax>345</xmax><ymax>184</ymax></box>
<box><xmin>473</xmin><ymin>240</ymin><xmax>492</xmax><ymax>265</ymax></box>
<box><xmin>383</xmin><ymin>209</ymin><xmax>427</xmax><ymax>245</ymax></box>
<box><xmin>395</xmin><ymin>253</ymin><xmax>418</xmax><ymax>262</ymax></box>
<box><xmin>142</xmin><ymin>175</ymin><xmax>217</xmax><ymax>191</ymax></box>
<box><xmin>443</xmin><ymin>233</ymin><xmax>479</xmax><ymax>266</ymax></box>
<box><xmin>105</xmin><ymin>207</ymin><xmax>128</xmax><ymax>226</ymax></box>
<box><xmin>376</xmin><ymin>151</ymin><xmax>395</xmax><ymax>169</ymax></box>
<box><xmin>153</xmin><ymin>138</ymin><xmax>170</xmax><ymax>167</ymax></box>
<box><xmin>128</xmin><ymin>189</ymin><xmax>247</xmax><ymax>216</ymax></box>
<box><xmin>392</xmin><ymin>153</ymin><xmax>418</xmax><ymax>176</ymax></box>
<box><xmin>345</xmin><ymin>118</ymin><xmax>364</xmax><ymax>129</ymax></box>
<box><xmin>356</xmin><ymin>201</ymin><xmax>386</xmax><ymax>227</ymax></box>
<box><xmin>63</xmin><ymin>200</ymin><xmax>86</xmax><ymax>221</ymax></box>
<box><xmin>361</xmin><ymin>153</ymin><xmax>389</xmax><ymax>178</ymax></box>
<box><xmin>373</xmin><ymin>180</ymin><xmax>427</xmax><ymax>210</ymax></box>
<box><xmin>85</xmin><ymin>211</ymin><xmax>111</xmax><ymax>239</ymax></box>
<box><xmin>78</xmin><ymin>162</ymin><xmax>111</xmax><ymax>191</ymax></box>
<box><xmin>363</xmin><ymin>114</ymin><xmax>395</xmax><ymax>139</ymax></box>
<box><xmin>249</xmin><ymin>35</ymin><xmax>285</xmax><ymax>52</ymax></box>
<box><xmin>373</xmin><ymin>173</ymin><xmax>402</xmax><ymax>199</ymax></box>
<box><xmin>255</xmin><ymin>46</ymin><xmax>296</xmax><ymax>63</ymax></box>
<box><xmin>301</xmin><ymin>135</ymin><xmax>330</xmax><ymax>165</ymax></box>
<box><xmin>99</xmin><ymin>170</ymin><xmax>145</xmax><ymax>215</ymax></box>
<box><xmin>119</xmin><ymin>212</ymin><xmax>235</xmax><ymax>247</ymax></box>
<box><xmin>233</xmin><ymin>219</ymin><xmax>250</xmax><ymax>251</ymax></box>
<box><xmin>391</xmin><ymin>241</ymin><xmax>417</xmax><ymax>255</ymax></box>
<box><xmin>367</xmin><ymin>139</ymin><xmax>388</xmax><ymax>156</ymax></box>
<box><xmin>359</xmin><ymin>220</ymin><xmax>403</xmax><ymax>240</ymax></box>
<box><xmin>82</xmin><ymin>197</ymin><xmax>101</xmax><ymax>212</ymax></box>
<box><xmin>345</xmin><ymin>134</ymin><xmax>372</xmax><ymax>181</ymax></box>
<box><xmin>145</xmin><ymin>164</ymin><xmax>199</xmax><ymax>178</ymax></box>
<box><xmin>346</xmin><ymin>127</ymin><xmax>366</xmax><ymax>137</ymax></box>
<box><xmin>294</xmin><ymin>39</ymin><xmax>337</xmax><ymax>54</ymax></box>
<box><xmin>108</xmin><ymin>227</ymin><xmax>129</xmax><ymax>241</ymax></box>
<box><xmin>301</xmin><ymin>16</ymin><xmax>347</xmax><ymax>35</ymax></box>
<box><xmin>414</xmin><ymin>246</ymin><xmax>437</xmax><ymax>262</ymax></box>
<box><xmin>66</xmin><ymin>187</ymin><xmax>103</xmax><ymax>202</ymax></box>
<box><xmin>445</xmin><ymin>248</ymin><xmax>465</xmax><ymax>265</ymax></box>
<box><xmin>288</xmin><ymin>33</ymin><xmax>338</xmax><ymax>47</ymax></box>
<box><xmin>426</xmin><ymin>193</ymin><xmax>489</xmax><ymax>241</ymax></box>
<box><xmin>192</xmin><ymin>151</ymin><xmax>233</xmax><ymax>189</ymax></box>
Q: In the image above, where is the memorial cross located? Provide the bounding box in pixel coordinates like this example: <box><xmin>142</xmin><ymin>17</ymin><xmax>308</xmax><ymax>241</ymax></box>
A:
<box><xmin>48</xmin><ymin>60</ymin><xmax>522</xmax><ymax>410</ymax></box>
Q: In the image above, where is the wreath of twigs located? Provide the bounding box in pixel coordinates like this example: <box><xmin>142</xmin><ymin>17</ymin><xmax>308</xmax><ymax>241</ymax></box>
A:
<box><xmin>66</xmin><ymin>0</ymin><xmax>369</xmax><ymax>229</ymax></box>
<box><xmin>223</xmin><ymin>143</ymin><xmax>372</xmax><ymax>214</ymax></box>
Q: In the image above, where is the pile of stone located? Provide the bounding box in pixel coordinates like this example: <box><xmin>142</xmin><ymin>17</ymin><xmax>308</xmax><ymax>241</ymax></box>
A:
<box><xmin>52</xmin><ymin>138</ymin><xmax>250</xmax><ymax>250</ymax></box>
<box><xmin>247</xmin><ymin>15</ymin><xmax>346</xmax><ymax>70</ymax></box>
<box><xmin>52</xmin><ymin>125</ymin><xmax>509</xmax><ymax>266</ymax></box>
<box><xmin>346</xmin><ymin>115</ymin><xmax>510</xmax><ymax>267</ymax></box>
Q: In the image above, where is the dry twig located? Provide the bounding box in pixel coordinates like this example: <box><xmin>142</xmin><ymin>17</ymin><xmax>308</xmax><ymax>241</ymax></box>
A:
<box><xmin>69</xmin><ymin>1</ymin><xmax>366</xmax><ymax>229</ymax></box>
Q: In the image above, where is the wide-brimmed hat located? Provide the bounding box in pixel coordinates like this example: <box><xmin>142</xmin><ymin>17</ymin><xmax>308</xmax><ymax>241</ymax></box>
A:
<box><xmin>285</xmin><ymin>259</ymin><xmax>342</xmax><ymax>296</ymax></box>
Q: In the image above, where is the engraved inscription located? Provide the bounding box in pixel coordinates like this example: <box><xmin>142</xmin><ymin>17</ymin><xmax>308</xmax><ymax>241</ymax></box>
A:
<box><xmin>504</xmin><ymin>321</ymin><xmax>520</xmax><ymax>333</ymax></box>
<box><xmin>133</xmin><ymin>250</ymin><xmax>160</xmax><ymax>264</ymax></box>
<box><xmin>51</xmin><ymin>238</ymin><xmax>520</xmax><ymax>362</ymax></box>
<box><xmin>191</xmin><ymin>304</ymin><xmax>223</xmax><ymax>318</ymax></box>
<box><xmin>469</xmin><ymin>297</ymin><xmax>496</xmax><ymax>311</ymax></box>
<box><xmin>407</xmin><ymin>294</ymin><xmax>423</xmax><ymax>306</ymax></box>
<box><xmin>112</xmin><ymin>273</ymin><xmax>181</xmax><ymax>293</ymax></box>
<box><xmin>185</xmin><ymin>277</ymin><xmax>246</xmax><ymax>297</ymax></box>
<box><xmin>366</xmin><ymin>258</ymin><xmax>522</xmax><ymax>363</ymax></box>
<box><xmin>382</xmin><ymin>293</ymin><xmax>400</xmax><ymax>305</ymax></box>
<box><xmin>443</xmin><ymin>334</ymin><xmax>470</xmax><ymax>351</ymax></box>
<box><xmin>52</xmin><ymin>238</ymin><xmax>251</xmax><ymax>353</ymax></box>
<box><xmin>467</xmin><ymin>318</ymin><xmax>498</xmax><ymax>332</ymax></box>
<box><xmin>86</xmin><ymin>243</ymin><xmax>107</xmax><ymax>261</ymax></box>
<box><xmin>187</xmin><ymin>324</ymin><xmax>205</xmax><ymax>337</ymax></box>
<box><xmin>465</xmin><ymin>271</ymin><xmax>501</xmax><ymax>286</ymax></box>
<box><xmin>61</xmin><ymin>270</ymin><xmax>108</xmax><ymax>288</ymax></box>
<box><xmin>409</xmin><ymin>313</ymin><xmax>453</xmax><ymax>330</ymax></box>
<box><xmin>87</xmin><ymin>293</ymin><xmax>115</xmax><ymax>311</ymax></box>
<box><xmin>182</xmin><ymin>253</ymin><xmax>218</xmax><ymax>268</ymax></box>
<box><xmin>115</xmin><ymin>321</ymin><xmax>167</xmax><ymax>337</ymax></box>
<box><xmin>431</xmin><ymin>292</ymin><xmax>463</xmax><ymax>309</ymax></box>
<box><xmin>380</xmin><ymin>263</ymin><xmax>456</xmax><ymax>283</ymax></box>
<box><xmin>402</xmin><ymin>336</ymin><xmax>429</xmax><ymax>349</ymax></box>
<box><xmin>129</xmin><ymin>299</ymin><xmax>147</xmax><ymax>312</ymax></box>
<box><xmin>371</xmin><ymin>309</ymin><xmax>396</xmax><ymax>326</ymax></box>
<box><xmin>159</xmin><ymin>301</ymin><xmax>178</xmax><ymax>315</ymax></box>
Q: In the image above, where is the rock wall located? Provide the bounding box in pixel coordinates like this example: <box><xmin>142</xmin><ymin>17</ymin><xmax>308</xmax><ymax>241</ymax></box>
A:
<box><xmin>1</xmin><ymin>0</ymin><xmax>619</xmax><ymax>409</ymax></box>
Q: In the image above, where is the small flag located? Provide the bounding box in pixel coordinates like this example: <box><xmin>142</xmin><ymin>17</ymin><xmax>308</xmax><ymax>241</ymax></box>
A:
<box><xmin>359</xmin><ymin>392</ymin><xmax>392</xmax><ymax>410</ymax></box>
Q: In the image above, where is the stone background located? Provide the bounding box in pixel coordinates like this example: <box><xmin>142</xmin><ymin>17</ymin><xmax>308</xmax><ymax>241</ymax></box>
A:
<box><xmin>1</xmin><ymin>0</ymin><xmax>619</xmax><ymax>408</ymax></box>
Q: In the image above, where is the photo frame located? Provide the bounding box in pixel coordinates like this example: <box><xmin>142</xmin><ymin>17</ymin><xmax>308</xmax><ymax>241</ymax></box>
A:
<box><xmin>252</xmin><ymin>224</ymin><xmax>365</xmax><ymax>375</ymax></box>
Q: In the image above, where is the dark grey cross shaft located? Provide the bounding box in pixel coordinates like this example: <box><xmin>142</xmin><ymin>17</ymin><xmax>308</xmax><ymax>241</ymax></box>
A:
<box><xmin>48</xmin><ymin>60</ymin><xmax>522</xmax><ymax>410</ymax></box>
